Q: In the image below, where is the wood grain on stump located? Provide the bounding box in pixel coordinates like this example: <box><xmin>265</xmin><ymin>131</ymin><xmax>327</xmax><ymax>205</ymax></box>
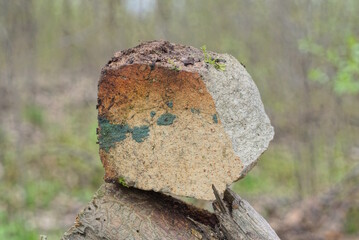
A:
<box><xmin>62</xmin><ymin>184</ymin><xmax>280</xmax><ymax>240</ymax></box>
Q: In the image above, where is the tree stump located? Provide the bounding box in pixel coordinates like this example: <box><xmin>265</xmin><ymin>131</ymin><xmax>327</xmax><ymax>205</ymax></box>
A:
<box><xmin>62</xmin><ymin>184</ymin><xmax>279</xmax><ymax>240</ymax></box>
<box><xmin>62</xmin><ymin>41</ymin><xmax>278</xmax><ymax>239</ymax></box>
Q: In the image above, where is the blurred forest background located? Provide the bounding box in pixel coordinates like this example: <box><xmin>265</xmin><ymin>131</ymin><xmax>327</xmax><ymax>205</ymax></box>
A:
<box><xmin>0</xmin><ymin>0</ymin><xmax>358</xmax><ymax>239</ymax></box>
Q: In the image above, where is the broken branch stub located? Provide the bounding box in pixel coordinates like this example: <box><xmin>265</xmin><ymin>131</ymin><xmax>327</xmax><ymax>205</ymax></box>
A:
<box><xmin>97</xmin><ymin>40</ymin><xmax>274</xmax><ymax>200</ymax></box>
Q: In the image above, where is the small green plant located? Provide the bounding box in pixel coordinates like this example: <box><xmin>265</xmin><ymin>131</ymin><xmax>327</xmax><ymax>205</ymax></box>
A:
<box><xmin>22</xmin><ymin>104</ymin><xmax>45</xmax><ymax>127</ymax></box>
<box><xmin>344</xmin><ymin>207</ymin><xmax>359</xmax><ymax>234</ymax></box>
<box><xmin>118</xmin><ymin>177</ymin><xmax>128</xmax><ymax>187</ymax></box>
<box><xmin>201</xmin><ymin>45</ymin><xmax>226</xmax><ymax>71</ymax></box>
<box><xmin>168</xmin><ymin>59</ymin><xmax>181</xmax><ymax>71</ymax></box>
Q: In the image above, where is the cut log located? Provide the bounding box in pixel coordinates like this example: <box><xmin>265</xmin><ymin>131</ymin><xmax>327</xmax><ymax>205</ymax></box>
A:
<box><xmin>97</xmin><ymin>40</ymin><xmax>274</xmax><ymax>200</ymax></box>
<box><xmin>62</xmin><ymin>183</ymin><xmax>280</xmax><ymax>240</ymax></box>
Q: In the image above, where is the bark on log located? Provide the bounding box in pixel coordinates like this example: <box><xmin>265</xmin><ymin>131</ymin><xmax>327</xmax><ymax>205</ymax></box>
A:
<box><xmin>62</xmin><ymin>183</ymin><xmax>280</xmax><ymax>240</ymax></box>
<box><xmin>212</xmin><ymin>186</ymin><xmax>280</xmax><ymax>240</ymax></box>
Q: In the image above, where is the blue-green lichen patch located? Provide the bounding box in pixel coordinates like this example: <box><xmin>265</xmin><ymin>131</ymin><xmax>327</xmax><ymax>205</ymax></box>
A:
<box><xmin>157</xmin><ymin>113</ymin><xmax>176</xmax><ymax>126</ymax></box>
<box><xmin>213</xmin><ymin>114</ymin><xmax>218</xmax><ymax>124</ymax></box>
<box><xmin>190</xmin><ymin>108</ymin><xmax>200</xmax><ymax>114</ymax></box>
<box><xmin>166</xmin><ymin>101</ymin><xmax>173</xmax><ymax>109</ymax></box>
<box><xmin>98</xmin><ymin>117</ymin><xmax>131</xmax><ymax>152</ymax></box>
<box><xmin>150</xmin><ymin>111</ymin><xmax>156</xmax><ymax>118</ymax></box>
<box><xmin>132</xmin><ymin>125</ymin><xmax>150</xmax><ymax>142</ymax></box>
<box><xmin>98</xmin><ymin>117</ymin><xmax>150</xmax><ymax>152</ymax></box>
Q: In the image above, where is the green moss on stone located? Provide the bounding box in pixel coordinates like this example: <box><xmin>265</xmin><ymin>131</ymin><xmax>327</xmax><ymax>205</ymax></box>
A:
<box><xmin>132</xmin><ymin>125</ymin><xmax>150</xmax><ymax>142</ymax></box>
<box><xmin>157</xmin><ymin>113</ymin><xmax>176</xmax><ymax>126</ymax></box>
<box><xmin>150</xmin><ymin>111</ymin><xmax>156</xmax><ymax>118</ymax></box>
<box><xmin>118</xmin><ymin>177</ymin><xmax>128</xmax><ymax>187</ymax></box>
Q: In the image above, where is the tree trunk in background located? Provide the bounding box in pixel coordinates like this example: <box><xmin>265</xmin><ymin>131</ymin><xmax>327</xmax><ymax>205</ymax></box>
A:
<box><xmin>62</xmin><ymin>183</ymin><xmax>280</xmax><ymax>240</ymax></box>
<box><xmin>22</xmin><ymin>0</ymin><xmax>38</xmax><ymax>100</ymax></box>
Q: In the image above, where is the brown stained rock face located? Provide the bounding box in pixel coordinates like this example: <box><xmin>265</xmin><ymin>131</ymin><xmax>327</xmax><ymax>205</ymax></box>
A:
<box><xmin>98</xmin><ymin>64</ymin><xmax>214</xmax><ymax>125</ymax></box>
<box><xmin>97</xmin><ymin>40</ymin><xmax>274</xmax><ymax>200</ymax></box>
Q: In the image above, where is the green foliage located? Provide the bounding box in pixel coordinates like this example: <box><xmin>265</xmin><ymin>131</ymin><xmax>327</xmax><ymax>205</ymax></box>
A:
<box><xmin>0</xmin><ymin>106</ymin><xmax>102</xmax><ymax>238</ymax></box>
<box><xmin>118</xmin><ymin>177</ymin><xmax>128</xmax><ymax>187</ymax></box>
<box><xmin>24</xmin><ymin>180</ymin><xmax>62</xmax><ymax>209</ymax></box>
<box><xmin>201</xmin><ymin>45</ymin><xmax>226</xmax><ymax>71</ymax></box>
<box><xmin>22</xmin><ymin>104</ymin><xmax>45</xmax><ymax>127</ymax></box>
<box><xmin>344</xmin><ymin>207</ymin><xmax>359</xmax><ymax>234</ymax></box>
<box><xmin>233</xmin><ymin>147</ymin><xmax>296</xmax><ymax>197</ymax></box>
<box><xmin>307</xmin><ymin>69</ymin><xmax>329</xmax><ymax>84</ymax></box>
<box><xmin>0</xmin><ymin>213</ymin><xmax>38</xmax><ymax>240</ymax></box>
<box><xmin>299</xmin><ymin>36</ymin><xmax>359</xmax><ymax>95</ymax></box>
<box><xmin>167</xmin><ymin>59</ymin><xmax>181</xmax><ymax>71</ymax></box>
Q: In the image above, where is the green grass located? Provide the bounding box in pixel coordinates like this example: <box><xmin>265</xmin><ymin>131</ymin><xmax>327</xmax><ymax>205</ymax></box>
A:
<box><xmin>344</xmin><ymin>207</ymin><xmax>359</xmax><ymax>235</ymax></box>
<box><xmin>24</xmin><ymin>180</ymin><xmax>62</xmax><ymax>209</ymax></box>
<box><xmin>0</xmin><ymin>213</ymin><xmax>38</xmax><ymax>240</ymax></box>
<box><xmin>22</xmin><ymin>104</ymin><xmax>45</xmax><ymax>128</ymax></box>
<box><xmin>233</xmin><ymin>146</ymin><xmax>296</xmax><ymax>197</ymax></box>
<box><xmin>0</xmin><ymin>105</ymin><xmax>102</xmax><ymax>238</ymax></box>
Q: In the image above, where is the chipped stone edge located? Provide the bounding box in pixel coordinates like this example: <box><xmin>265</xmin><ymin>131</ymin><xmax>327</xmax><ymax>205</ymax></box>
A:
<box><xmin>198</xmin><ymin>53</ymin><xmax>275</xmax><ymax>180</ymax></box>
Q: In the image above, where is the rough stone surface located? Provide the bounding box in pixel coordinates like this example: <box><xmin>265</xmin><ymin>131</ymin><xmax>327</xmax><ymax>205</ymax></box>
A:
<box><xmin>201</xmin><ymin>54</ymin><xmax>274</xmax><ymax>177</ymax></box>
<box><xmin>97</xmin><ymin>40</ymin><xmax>274</xmax><ymax>200</ymax></box>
